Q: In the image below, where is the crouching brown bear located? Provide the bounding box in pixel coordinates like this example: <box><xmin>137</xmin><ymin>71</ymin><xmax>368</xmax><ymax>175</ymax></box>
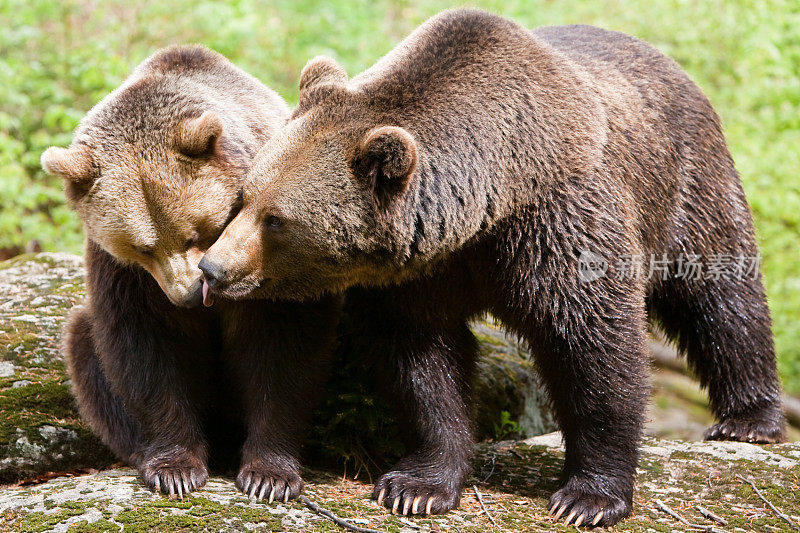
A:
<box><xmin>41</xmin><ymin>45</ymin><xmax>340</xmax><ymax>500</ymax></box>
<box><xmin>200</xmin><ymin>10</ymin><xmax>786</xmax><ymax>526</ymax></box>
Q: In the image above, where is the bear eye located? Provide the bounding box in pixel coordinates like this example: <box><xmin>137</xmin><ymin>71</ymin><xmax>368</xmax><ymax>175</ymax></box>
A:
<box><xmin>265</xmin><ymin>215</ymin><xmax>283</xmax><ymax>230</ymax></box>
<box><xmin>184</xmin><ymin>231</ymin><xmax>200</xmax><ymax>250</ymax></box>
<box><xmin>134</xmin><ymin>246</ymin><xmax>154</xmax><ymax>256</ymax></box>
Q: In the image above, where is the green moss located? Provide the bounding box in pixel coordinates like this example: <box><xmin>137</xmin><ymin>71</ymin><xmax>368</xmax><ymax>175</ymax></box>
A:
<box><xmin>67</xmin><ymin>519</ymin><xmax>120</xmax><ymax>532</ymax></box>
<box><xmin>14</xmin><ymin>503</ymin><xmax>88</xmax><ymax>533</ymax></box>
<box><xmin>113</xmin><ymin>498</ymin><xmax>282</xmax><ymax>532</ymax></box>
<box><xmin>3</xmin><ymin>439</ymin><xmax>800</xmax><ymax>532</ymax></box>
<box><xmin>638</xmin><ymin>458</ymin><xmax>665</xmax><ymax>477</ymax></box>
<box><xmin>0</xmin><ymin>326</ymin><xmax>43</xmax><ymax>364</ymax></box>
<box><xmin>0</xmin><ymin>380</ymin><xmax>80</xmax><ymax>444</ymax></box>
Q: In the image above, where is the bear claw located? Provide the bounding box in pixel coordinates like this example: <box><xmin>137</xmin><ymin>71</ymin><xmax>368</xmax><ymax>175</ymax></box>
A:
<box><xmin>547</xmin><ymin>478</ymin><xmax>631</xmax><ymax>527</ymax></box>
<box><xmin>137</xmin><ymin>447</ymin><xmax>208</xmax><ymax>498</ymax></box>
<box><xmin>549</xmin><ymin>501</ymin><xmax>604</xmax><ymax>528</ymax></box>
<box><xmin>236</xmin><ymin>463</ymin><xmax>302</xmax><ymax>503</ymax></box>
<box><xmin>387</xmin><ymin>495</ymin><xmax>437</xmax><ymax>515</ymax></box>
<box><xmin>412</xmin><ymin>495</ymin><xmax>422</xmax><ymax>514</ymax></box>
<box><xmin>373</xmin><ymin>470</ymin><xmax>456</xmax><ymax>516</ymax></box>
<box><xmin>704</xmin><ymin>414</ymin><xmax>785</xmax><ymax>444</ymax></box>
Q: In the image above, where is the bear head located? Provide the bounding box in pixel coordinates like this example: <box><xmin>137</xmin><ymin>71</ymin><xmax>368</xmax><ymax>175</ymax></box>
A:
<box><xmin>43</xmin><ymin>46</ymin><xmax>288</xmax><ymax>307</ymax></box>
<box><xmin>201</xmin><ymin>56</ymin><xmax>419</xmax><ymax>301</ymax></box>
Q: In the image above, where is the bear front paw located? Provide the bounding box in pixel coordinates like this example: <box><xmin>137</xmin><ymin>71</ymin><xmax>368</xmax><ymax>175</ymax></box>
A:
<box><xmin>236</xmin><ymin>461</ymin><xmax>303</xmax><ymax>503</ymax></box>
<box><xmin>137</xmin><ymin>446</ymin><xmax>208</xmax><ymax>498</ymax></box>
<box><xmin>548</xmin><ymin>476</ymin><xmax>632</xmax><ymax>527</ymax></box>
<box><xmin>373</xmin><ymin>470</ymin><xmax>461</xmax><ymax>515</ymax></box>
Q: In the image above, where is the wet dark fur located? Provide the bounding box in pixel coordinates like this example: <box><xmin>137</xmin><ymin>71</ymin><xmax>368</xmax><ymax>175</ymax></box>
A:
<box><xmin>230</xmin><ymin>10</ymin><xmax>784</xmax><ymax>526</ymax></box>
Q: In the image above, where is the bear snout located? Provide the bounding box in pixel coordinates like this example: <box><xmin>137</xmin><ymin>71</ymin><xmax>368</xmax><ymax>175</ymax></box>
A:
<box><xmin>198</xmin><ymin>256</ymin><xmax>227</xmax><ymax>290</ymax></box>
<box><xmin>173</xmin><ymin>278</ymin><xmax>205</xmax><ymax>309</ymax></box>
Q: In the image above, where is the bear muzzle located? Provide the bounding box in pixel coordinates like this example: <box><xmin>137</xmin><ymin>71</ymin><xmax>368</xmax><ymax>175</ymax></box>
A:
<box><xmin>170</xmin><ymin>278</ymin><xmax>205</xmax><ymax>309</ymax></box>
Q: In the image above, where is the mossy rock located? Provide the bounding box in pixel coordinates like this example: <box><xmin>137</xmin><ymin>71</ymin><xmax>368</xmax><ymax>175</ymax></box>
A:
<box><xmin>0</xmin><ymin>253</ymin><xmax>554</xmax><ymax>483</ymax></box>
<box><xmin>1</xmin><ymin>435</ymin><xmax>799</xmax><ymax>532</ymax></box>
<box><xmin>0</xmin><ymin>253</ymin><xmax>115</xmax><ymax>483</ymax></box>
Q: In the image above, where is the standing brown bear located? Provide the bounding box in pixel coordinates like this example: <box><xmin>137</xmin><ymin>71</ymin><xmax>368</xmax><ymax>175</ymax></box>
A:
<box><xmin>200</xmin><ymin>10</ymin><xmax>786</xmax><ymax>526</ymax></box>
<box><xmin>41</xmin><ymin>45</ymin><xmax>340</xmax><ymax>500</ymax></box>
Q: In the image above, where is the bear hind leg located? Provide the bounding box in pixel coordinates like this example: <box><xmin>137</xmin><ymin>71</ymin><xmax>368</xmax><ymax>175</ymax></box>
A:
<box><xmin>649</xmin><ymin>273</ymin><xmax>785</xmax><ymax>443</ymax></box>
<box><xmin>64</xmin><ymin>307</ymin><xmax>144</xmax><ymax>463</ymax></box>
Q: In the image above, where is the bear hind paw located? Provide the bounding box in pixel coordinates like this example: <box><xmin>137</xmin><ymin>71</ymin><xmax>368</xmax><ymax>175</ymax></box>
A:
<box><xmin>704</xmin><ymin>415</ymin><xmax>785</xmax><ymax>444</ymax></box>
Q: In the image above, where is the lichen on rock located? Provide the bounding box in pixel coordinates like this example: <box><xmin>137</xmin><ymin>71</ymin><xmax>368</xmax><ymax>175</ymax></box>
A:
<box><xmin>0</xmin><ymin>254</ymin><xmax>115</xmax><ymax>483</ymax></box>
<box><xmin>2</xmin><ymin>434</ymin><xmax>799</xmax><ymax>532</ymax></box>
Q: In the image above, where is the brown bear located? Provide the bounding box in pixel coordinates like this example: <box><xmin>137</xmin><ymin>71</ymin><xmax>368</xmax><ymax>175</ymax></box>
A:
<box><xmin>200</xmin><ymin>9</ymin><xmax>786</xmax><ymax>527</ymax></box>
<box><xmin>41</xmin><ymin>45</ymin><xmax>340</xmax><ymax>500</ymax></box>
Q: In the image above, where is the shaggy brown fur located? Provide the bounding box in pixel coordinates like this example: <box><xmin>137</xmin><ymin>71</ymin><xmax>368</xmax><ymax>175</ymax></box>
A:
<box><xmin>201</xmin><ymin>10</ymin><xmax>785</xmax><ymax>526</ymax></box>
<box><xmin>43</xmin><ymin>45</ymin><xmax>340</xmax><ymax>500</ymax></box>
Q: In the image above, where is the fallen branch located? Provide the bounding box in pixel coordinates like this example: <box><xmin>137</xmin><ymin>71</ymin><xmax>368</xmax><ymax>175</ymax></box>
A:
<box><xmin>298</xmin><ymin>495</ymin><xmax>383</xmax><ymax>533</ymax></box>
<box><xmin>649</xmin><ymin>340</ymin><xmax>800</xmax><ymax>429</ymax></box>
<box><xmin>654</xmin><ymin>499</ymin><xmax>725</xmax><ymax>533</ymax></box>
<box><xmin>473</xmin><ymin>485</ymin><xmax>500</xmax><ymax>529</ymax></box>
<box><xmin>696</xmin><ymin>505</ymin><xmax>728</xmax><ymax>526</ymax></box>
<box><xmin>735</xmin><ymin>474</ymin><xmax>798</xmax><ymax>530</ymax></box>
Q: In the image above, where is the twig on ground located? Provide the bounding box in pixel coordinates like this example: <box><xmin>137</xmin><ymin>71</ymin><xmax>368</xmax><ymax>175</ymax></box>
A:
<box><xmin>735</xmin><ymin>474</ymin><xmax>799</xmax><ymax>530</ymax></box>
<box><xmin>654</xmin><ymin>499</ymin><xmax>725</xmax><ymax>533</ymax></box>
<box><xmin>396</xmin><ymin>516</ymin><xmax>421</xmax><ymax>529</ymax></box>
<box><xmin>482</xmin><ymin>453</ymin><xmax>497</xmax><ymax>483</ymax></box>
<box><xmin>298</xmin><ymin>495</ymin><xmax>383</xmax><ymax>533</ymax></box>
<box><xmin>473</xmin><ymin>485</ymin><xmax>500</xmax><ymax>529</ymax></box>
<box><xmin>697</xmin><ymin>505</ymin><xmax>728</xmax><ymax>526</ymax></box>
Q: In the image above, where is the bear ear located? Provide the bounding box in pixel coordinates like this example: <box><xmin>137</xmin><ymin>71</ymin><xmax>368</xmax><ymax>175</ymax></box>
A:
<box><xmin>41</xmin><ymin>144</ymin><xmax>96</xmax><ymax>203</ymax></box>
<box><xmin>299</xmin><ymin>56</ymin><xmax>348</xmax><ymax>93</ymax></box>
<box><xmin>352</xmin><ymin>126</ymin><xmax>418</xmax><ymax>209</ymax></box>
<box><xmin>176</xmin><ymin>110</ymin><xmax>223</xmax><ymax>157</ymax></box>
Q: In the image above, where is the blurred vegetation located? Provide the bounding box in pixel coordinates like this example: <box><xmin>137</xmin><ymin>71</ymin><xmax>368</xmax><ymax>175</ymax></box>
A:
<box><xmin>0</xmin><ymin>0</ymin><xmax>798</xmax><ymax>390</ymax></box>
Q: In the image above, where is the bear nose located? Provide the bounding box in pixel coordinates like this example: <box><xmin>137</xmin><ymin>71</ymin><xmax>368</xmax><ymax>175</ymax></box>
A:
<box><xmin>198</xmin><ymin>257</ymin><xmax>226</xmax><ymax>289</ymax></box>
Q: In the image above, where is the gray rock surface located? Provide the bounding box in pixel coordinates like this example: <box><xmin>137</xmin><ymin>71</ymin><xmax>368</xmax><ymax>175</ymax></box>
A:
<box><xmin>0</xmin><ymin>254</ymin><xmax>114</xmax><ymax>483</ymax></box>
<box><xmin>2</xmin><ymin>434</ymin><xmax>799</xmax><ymax>532</ymax></box>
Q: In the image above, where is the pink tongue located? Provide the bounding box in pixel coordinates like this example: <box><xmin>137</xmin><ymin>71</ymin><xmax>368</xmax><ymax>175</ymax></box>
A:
<box><xmin>202</xmin><ymin>279</ymin><xmax>214</xmax><ymax>307</ymax></box>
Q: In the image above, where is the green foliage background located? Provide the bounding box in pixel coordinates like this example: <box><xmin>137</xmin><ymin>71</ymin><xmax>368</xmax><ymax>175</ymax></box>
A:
<box><xmin>1</xmin><ymin>0</ymin><xmax>798</xmax><ymax>390</ymax></box>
